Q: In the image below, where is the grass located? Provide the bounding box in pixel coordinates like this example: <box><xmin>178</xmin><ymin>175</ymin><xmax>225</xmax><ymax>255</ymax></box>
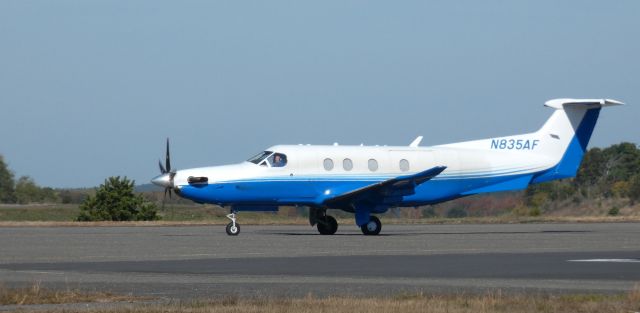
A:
<box><xmin>1</xmin><ymin>287</ymin><xmax>639</xmax><ymax>313</ymax></box>
<box><xmin>0</xmin><ymin>204</ymin><xmax>79</xmax><ymax>221</ymax></box>
<box><xmin>2</xmin><ymin>203</ymin><xmax>640</xmax><ymax>227</ymax></box>
<box><xmin>0</xmin><ymin>283</ymin><xmax>138</xmax><ymax>306</ymax></box>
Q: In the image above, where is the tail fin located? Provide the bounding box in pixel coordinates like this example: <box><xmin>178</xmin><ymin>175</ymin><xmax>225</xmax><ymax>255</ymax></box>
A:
<box><xmin>531</xmin><ymin>98</ymin><xmax>623</xmax><ymax>183</ymax></box>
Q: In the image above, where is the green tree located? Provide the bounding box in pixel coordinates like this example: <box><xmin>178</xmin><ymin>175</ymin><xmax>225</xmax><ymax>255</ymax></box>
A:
<box><xmin>77</xmin><ymin>176</ymin><xmax>159</xmax><ymax>221</ymax></box>
<box><xmin>601</xmin><ymin>142</ymin><xmax>640</xmax><ymax>183</ymax></box>
<box><xmin>0</xmin><ymin>155</ymin><xmax>16</xmax><ymax>203</ymax></box>
<box><xmin>575</xmin><ymin>147</ymin><xmax>604</xmax><ymax>187</ymax></box>
<box><xmin>629</xmin><ymin>175</ymin><xmax>640</xmax><ymax>204</ymax></box>
<box><xmin>14</xmin><ymin>176</ymin><xmax>58</xmax><ymax>204</ymax></box>
<box><xmin>15</xmin><ymin>176</ymin><xmax>40</xmax><ymax>204</ymax></box>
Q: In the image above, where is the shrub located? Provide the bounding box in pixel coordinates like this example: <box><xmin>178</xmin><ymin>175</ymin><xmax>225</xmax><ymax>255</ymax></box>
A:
<box><xmin>77</xmin><ymin>176</ymin><xmax>158</xmax><ymax>221</ymax></box>
<box><xmin>421</xmin><ymin>207</ymin><xmax>437</xmax><ymax>218</ymax></box>
<box><xmin>608</xmin><ymin>207</ymin><xmax>620</xmax><ymax>216</ymax></box>
<box><xmin>629</xmin><ymin>175</ymin><xmax>640</xmax><ymax>204</ymax></box>
<box><xmin>446</xmin><ymin>207</ymin><xmax>467</xmax><ymax>218</ymax></box>
<box><xmin>529</xmin><ymin>207</ymin><xmax>541</xmax><ymax>217</ymax></box>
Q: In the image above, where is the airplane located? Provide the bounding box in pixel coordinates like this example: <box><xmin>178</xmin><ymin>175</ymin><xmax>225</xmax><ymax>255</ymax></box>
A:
<box><xmin>151</xmin><ymin>98</ymin><xmax>623</xmax><ymax>236</ymax></box>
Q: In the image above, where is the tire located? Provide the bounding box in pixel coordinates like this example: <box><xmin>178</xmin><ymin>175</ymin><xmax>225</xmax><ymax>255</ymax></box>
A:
<box><xmin>226</xmin><ymin>222</ymin><xmax>240</xmax><ymax>236</ymax></box>
<box><xmin>360</xmin><ymin>216</ymin><xmax>381</xmax><ymax>235</ymax></box>
<box><xmin>317</xmin><ymin>215</ymin><xmax>338</xmax><ymax>235</ymax></box>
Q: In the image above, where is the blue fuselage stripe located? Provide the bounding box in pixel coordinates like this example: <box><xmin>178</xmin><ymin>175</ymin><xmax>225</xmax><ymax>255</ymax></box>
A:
<box><xmin>178</xmin><ymin>171</ymin><xmax>536</xmax><ymax>208</ymax></box>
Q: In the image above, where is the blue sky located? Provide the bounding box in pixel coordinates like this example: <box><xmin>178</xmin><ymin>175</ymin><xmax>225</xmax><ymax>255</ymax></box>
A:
<box><xmin>1</xmin><ymin>1</ymin><xmax>638</xmax><ymax>188</ymax></box>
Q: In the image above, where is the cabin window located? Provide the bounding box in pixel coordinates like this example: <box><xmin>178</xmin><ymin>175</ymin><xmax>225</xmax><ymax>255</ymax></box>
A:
<box><xmin>399</xmin><ymin>159</ymin><xmax>410</xmax><ymax>172</ymax></box>
<box><xmin>343</xmin><ymin>158</ymin><xmax>353</xmax><ymax>171</ymax></box>
<box><xmin>267</xmin><ymin>153</ymin><xmax>287</xmax><ymax>168</ymax></box>
<box><xmin>368</xmin><ymin>159</ymin><xmax>378</xmax><ymax>171</ymax></box>
<box><xmin>323</xmin><ymin>158</ymin><xmax>334</xmax><ymax>171</ymax></box>
<box><xmin>248</xmin><ymin>151</ymin><xmax>273</xmax><ymax>164</ymax></box>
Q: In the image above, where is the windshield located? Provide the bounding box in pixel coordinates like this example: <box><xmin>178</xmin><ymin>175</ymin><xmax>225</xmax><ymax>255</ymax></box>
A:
<box><xmin>247</xmin><ymin>151</ymin><xmax>273</xmax><ymax>164</ymax></box>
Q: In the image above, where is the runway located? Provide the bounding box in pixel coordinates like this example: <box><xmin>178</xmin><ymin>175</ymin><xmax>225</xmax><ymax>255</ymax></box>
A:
<box><xmin>1</xmin><ymin>223</ymin><xmax>639</xmax><ymax>299</ymax></box>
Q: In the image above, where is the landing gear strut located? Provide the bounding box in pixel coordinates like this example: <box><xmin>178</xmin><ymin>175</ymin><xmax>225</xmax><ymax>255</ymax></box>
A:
<box><xmin>225</xmin><ymin>210</ymin><xmax>240</xmax><ymax>236</ymax></box>
<box><xmin>360</xmin><ymin>215</ymin><xmax>381</xmax><ymax>235</ymax></box>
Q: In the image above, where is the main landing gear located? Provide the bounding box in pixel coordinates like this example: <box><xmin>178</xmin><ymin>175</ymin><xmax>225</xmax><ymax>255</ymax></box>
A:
<box><xmin>225</xmin><ymin>211</ymin><xmax>240</xmax><ymax>236</ymax></box>
<box><xmin>317</xmin><ymin>215</ymin><xmax>338</xmax><ymax>235</ymax></box>
<box><xmin>360</xmin><ymin>215</ymin><xmax>382</xmax><ymax>235</ymax></box>
<box><xmin>310</xmin><ymin>207</ymin><xmax>338</xmax><ymax>235</ymax></box>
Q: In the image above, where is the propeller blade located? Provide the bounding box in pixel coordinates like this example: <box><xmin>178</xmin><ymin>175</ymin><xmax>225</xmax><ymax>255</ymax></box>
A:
<box><xmin>165</xmin><ymin>138</ymin><xmax>171</xmax><ymax>173</ymax></box>
<box><xmin>159</xmin><ymin>159</ymin><xmax>166</xmax><ymax>174</ymax></box>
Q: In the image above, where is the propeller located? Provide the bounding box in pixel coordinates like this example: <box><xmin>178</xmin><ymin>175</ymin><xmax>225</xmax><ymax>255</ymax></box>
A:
<box><xmin>151</xmin><ymin>138</ymin><xmax>176</xmax><ymax>203</ymax></box>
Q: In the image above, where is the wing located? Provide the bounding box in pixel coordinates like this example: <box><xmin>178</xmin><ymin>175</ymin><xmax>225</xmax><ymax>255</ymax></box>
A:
<box><xmin>322</xmin><ymin>166</ymin><xmax>446</xmax><ymax>206</ymax></box>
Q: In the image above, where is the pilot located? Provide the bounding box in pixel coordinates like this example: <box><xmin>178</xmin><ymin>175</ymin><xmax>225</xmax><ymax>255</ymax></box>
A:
<box><xmin>272</xmin><ymin>154</ymin><xmax>286</xmax><ymax>167</ymax></box>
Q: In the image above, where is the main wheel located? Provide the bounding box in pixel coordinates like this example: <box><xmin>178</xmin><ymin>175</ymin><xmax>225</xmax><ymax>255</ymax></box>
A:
<box><xmin>226</xmin><ymin>222</ymin><xmax>240</xmax><ymax>236</ymax></box>
<box><xmin>317</xmin><ymin>215</ymin><xmax>338</xmax><ymax>235</ymax></box>
<box><xmin>360</xmin><ymin>216</ymin><xmax>381</xmax><ymax>235</ymax></box>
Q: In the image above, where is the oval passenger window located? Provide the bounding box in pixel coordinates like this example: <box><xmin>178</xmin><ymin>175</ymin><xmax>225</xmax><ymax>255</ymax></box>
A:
<box><xmin>323</xmin><ymin>158</ymin><xmax>334</xmax><ymax>171</ymax></box>
<box><xmin>343</xmin><ymin>158</ymin><xmax>353</xmax><ymax>171</ymax></box>
<box><xmin>368</xmin><ymin>159</ymin><xmax>378</xmax><ymax>171</ymax></box>
<box><xmin>399</xmin><ymin>159</ymin><xmax>410</xmax><ymax>172</ymax></box>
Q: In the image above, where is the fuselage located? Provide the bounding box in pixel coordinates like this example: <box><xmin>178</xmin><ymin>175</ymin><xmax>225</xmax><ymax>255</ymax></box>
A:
<box><xmin>172</xmin><ymin>143</ymin><xmax>553</xmax><ymax>210</ymax></box>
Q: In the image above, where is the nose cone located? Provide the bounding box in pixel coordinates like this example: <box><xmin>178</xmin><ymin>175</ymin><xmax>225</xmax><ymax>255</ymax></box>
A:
<box><xmin>151</xmin><ymin>173</ymin><xmax>171</xmax><ymax>188</ymax></box>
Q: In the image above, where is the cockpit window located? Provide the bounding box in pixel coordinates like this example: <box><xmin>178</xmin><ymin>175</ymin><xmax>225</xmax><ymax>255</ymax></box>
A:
<box><xmin>248</xmin><ymin>151</ymin><xmax>273</xmax><ymax>164</ymax></box>
<box><xmin>268</xmin><ymin>153</ymin><xmax>287</xmax><ymax>167</ymax></box>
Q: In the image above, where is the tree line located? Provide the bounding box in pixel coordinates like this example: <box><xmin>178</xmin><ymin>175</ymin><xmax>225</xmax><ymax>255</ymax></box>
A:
<box><xmin>0</xmin><ymin>156</ymin><xmax>58</xmax><ymax>204</ymax></box>
<box><xmin>1</xmin><ymin>142</ymin><xmax>639</xmax><ymax>218</ymax></box>
<box><xmin>525</xmin><ymin>142</ymin><xmax>640</xmax><ymax>207</ymax></box>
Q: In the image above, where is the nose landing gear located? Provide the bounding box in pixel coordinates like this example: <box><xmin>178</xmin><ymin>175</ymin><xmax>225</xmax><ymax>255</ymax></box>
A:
<box><xmin>225</xmin><ymin>211</ymin><xmax>240</xmax><ymax>236</ymax></box>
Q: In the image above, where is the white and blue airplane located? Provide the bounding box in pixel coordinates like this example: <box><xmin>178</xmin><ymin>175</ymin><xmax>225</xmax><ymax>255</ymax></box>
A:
<box><xmin>152</xmin><ymin>98</ymin><xmax>622</xmax><ymax>236</ymax></box>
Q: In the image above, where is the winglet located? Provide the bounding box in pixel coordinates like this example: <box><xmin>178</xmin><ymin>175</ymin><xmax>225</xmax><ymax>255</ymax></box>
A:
<box><xmin>409</xmin><ymin>136</ymin><xmax>423</xmax><ymax>147</ymax></box>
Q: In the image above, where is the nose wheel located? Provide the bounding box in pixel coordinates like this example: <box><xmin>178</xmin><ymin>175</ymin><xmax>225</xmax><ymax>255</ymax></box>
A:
<box><xmin>360</xmin><ymin>215</ymin><xmax>381</xmax><ymax>235</ymax></box>
<box><xmin>225</xmin><ymin>211</ymin><xmax>240</xmax><ymax>236</ymax></box>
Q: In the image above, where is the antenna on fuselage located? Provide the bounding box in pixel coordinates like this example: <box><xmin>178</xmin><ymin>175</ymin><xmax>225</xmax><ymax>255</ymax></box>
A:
<box><xmin>409</xmin><ymin>136</ymin><xmax>423</xmax><ymax>148</ymax></box>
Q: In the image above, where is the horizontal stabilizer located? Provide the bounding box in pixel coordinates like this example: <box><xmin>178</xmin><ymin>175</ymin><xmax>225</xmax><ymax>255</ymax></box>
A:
<box><xmin>544</xmin><ymin>98</ymin><xmax>624</xmax><ymax>109</ymax></box>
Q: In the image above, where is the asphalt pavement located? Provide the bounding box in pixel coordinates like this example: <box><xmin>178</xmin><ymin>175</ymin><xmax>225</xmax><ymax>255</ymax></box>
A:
<box><xmin>1</xmin><ymin>223</ymin><xmax>639</xmax><ymax>299</ymax></box>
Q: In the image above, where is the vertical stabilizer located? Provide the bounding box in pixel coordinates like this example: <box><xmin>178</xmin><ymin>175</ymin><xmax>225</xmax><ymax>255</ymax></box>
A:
<box><xmin>531</xmin><ymin>99</ymin><xmax>622</xmax><ymax>183</ymax></box>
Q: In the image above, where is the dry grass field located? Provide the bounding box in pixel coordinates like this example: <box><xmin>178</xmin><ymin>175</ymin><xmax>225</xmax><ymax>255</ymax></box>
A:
<box><xmin>0</xmin><ymin>283</ymin><xmax>138</xmax><ymax>306</ymax></box>
<box><xmin>1</xmin><ymin>286</ymin><xmax>639</xmax><ymax>313</ymax></box>
<box><xmin>1</xmin><ymin>203</ymin><xmax>640</xmax><ymax>227</ymax></box>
